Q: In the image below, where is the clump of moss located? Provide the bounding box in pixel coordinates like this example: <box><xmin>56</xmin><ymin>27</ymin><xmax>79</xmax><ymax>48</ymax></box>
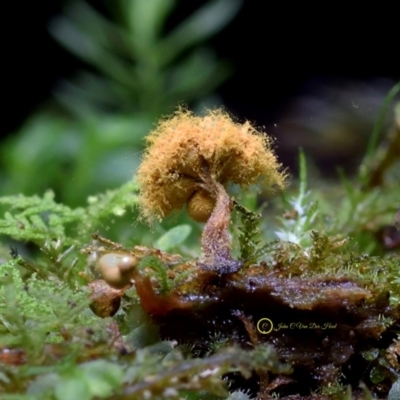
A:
<box><xmin>137</xmin><ymin>108</ymin><xmax>286</xmax><ymax>222</ymax></box>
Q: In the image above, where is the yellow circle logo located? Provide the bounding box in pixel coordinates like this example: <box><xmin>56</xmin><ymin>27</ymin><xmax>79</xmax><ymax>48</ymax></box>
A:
<box><xmin>257</xmin><ymin>318</ymin><xmax>273</xmax><ymax>334</ymax></box>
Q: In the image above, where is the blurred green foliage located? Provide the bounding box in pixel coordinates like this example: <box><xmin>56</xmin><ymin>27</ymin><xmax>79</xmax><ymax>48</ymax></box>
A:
<box><xmin>0</xmin><ymin>113</ymin><xmax>147</xmax><ymax>206</ymax></box>
<box><xmin>48</xmin><ymin>0</ymin><xmax>242</xmax><ymax>117</ymax></box>
<box><xmin>0</xmin><ymin>0</ymin><xmax>241</xmax><ymax>206</ymax></box>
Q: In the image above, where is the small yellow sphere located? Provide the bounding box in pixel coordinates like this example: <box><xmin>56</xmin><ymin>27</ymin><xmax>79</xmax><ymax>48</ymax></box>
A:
<box><xmin>97</xmin><ymin>253</ymin><xmax>137</xmax><ymax>289</ymax></box>
<box><xmin>186</xmin><ymin>190</ymin><xmax>216</xmax><ymax>222</ymax></box>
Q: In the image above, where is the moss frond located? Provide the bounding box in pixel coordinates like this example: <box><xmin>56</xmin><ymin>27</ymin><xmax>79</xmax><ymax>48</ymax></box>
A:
<box><xmin>0</xmin><ymin>190</ymin><xmax>85</xmax><ymax>247</ymax></box>
<box><xmin>234</xmin><ymin>201</ymin><xmax>262</xmax><ymax>265</ymax></box>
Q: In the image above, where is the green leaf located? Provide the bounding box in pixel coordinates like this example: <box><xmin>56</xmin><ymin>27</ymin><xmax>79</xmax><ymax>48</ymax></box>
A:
<box><xmin>55</xmin><ymin>373</ymin><xmax>90</xmax><ymax>400</ymax></box>
<box><xmin>160</xmin><ymin>0</ymin><xmax>242</xmax><ymax>65</ymax></box>
<box><xmin>49</xmin><ymin>16</ymin><xmax>137</xmax><ymax>89</ymax></box>
<box><xmin>125</xmin><ymin>0</ymin><xmax>175</xmax><ymax>44</ymax></box>
<box><xmin>166</xmin><ymin>48</ymin><xmax>231</xmax><ymax>103</ymax></box>
<box><xmin>82</xmin><ymin>360</ymin><xmax>124</xmax><ymax>397</ymax></box>
<box><xmin>155</xmin><ymin>224</ymin><xmax>192</xmax><ymax>251</ymax></box>
<box><xmin>359</xmin><ymin>81</ymin><xmax>400</xmax><ymax>185</ymax></box>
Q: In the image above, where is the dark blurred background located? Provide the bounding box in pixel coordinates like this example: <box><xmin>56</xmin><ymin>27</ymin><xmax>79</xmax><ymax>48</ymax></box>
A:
<box><xmin>2</xmin><ymin>0</ymin><xmax>399</xmax><ymax>205</ymax></box>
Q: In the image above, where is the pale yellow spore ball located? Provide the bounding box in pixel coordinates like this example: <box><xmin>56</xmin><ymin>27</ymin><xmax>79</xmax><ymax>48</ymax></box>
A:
<box><xmin>186</xmin><ymin>190</ymin><xmax>216</xmax><ymax>222</ymax></box>
<box><xmin>97</xmin><ymin>253</ymin><xmax>138</xmax><ymax>289</ymax></box>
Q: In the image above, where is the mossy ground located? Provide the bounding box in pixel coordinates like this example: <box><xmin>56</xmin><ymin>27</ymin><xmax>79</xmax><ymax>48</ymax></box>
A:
<box><xmin>0</xmin><ymin>108</ymin><xmax>399</xmax><ymax>399</ymax></box>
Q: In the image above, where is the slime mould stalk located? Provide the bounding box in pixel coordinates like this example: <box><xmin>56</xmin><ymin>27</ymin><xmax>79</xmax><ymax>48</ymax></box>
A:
<box><xmin>198</xmin><ymin>179</ymin><xmax>242</xmax><ymax>274</ymax></box>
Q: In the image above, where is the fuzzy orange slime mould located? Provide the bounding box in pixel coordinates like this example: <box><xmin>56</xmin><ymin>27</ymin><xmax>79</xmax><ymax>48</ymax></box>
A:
<box><xmin>137</xmin><ymin>108</ymin><xmax>286</xmax><ymax>274</ymax></box>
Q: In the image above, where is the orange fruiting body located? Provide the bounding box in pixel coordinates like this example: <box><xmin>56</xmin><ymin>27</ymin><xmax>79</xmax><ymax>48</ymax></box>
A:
<box><xmin>137</xmin><ymin>108</ymin><xmax>286</xmax><ymax>223</ymax></box>
<box><xmin>137</xmin><ymin>108</ymin><xmax>287</xmax><ymax>274</ymax></box>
